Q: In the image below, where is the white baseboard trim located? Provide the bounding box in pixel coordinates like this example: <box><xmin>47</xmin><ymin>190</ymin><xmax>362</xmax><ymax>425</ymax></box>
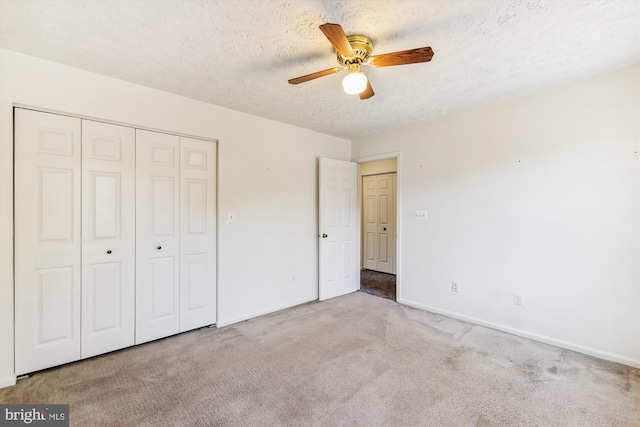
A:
<box><xmin>0</xmin><ymin>376</ymin><xmax>16</xmax><ymax>389</ymax></box>
<box><xmin>216</xmin><ymin>297</ymin><xmax>317</xmax><ymax>328</ymax></box>
<box><xmin>399</xmin><ymin>298</ymin><xmax>640</xmax><ymax>369</ymax></box>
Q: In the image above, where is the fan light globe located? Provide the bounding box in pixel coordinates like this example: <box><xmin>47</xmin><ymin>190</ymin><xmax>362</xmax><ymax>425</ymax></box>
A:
<box><xmin>342</xmin><ymin>71</ymin><xmax>367</xmax><ymax>95</ymax></box>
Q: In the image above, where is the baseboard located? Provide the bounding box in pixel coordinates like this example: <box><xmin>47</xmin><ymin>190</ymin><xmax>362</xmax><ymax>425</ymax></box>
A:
<box><xmin>399</xmin><ymin>298</ymin><xmax>640</xmax><ymax>369</ymax></box>
<box><xmin>216</xmin><ymin>297</ymin><xmax>317</xmax><ymax>327</ymax></box>
<box><xmin>0</xmin><ymin>375</ymin><xmax>16</xmax><ymax>389</ymax></box>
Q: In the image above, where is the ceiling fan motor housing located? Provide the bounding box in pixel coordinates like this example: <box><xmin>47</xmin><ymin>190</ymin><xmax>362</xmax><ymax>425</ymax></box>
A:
<box><xmin>337</xmin><ymin>34</ymin><xmax>374</xmax><ymax>66</ymax></box>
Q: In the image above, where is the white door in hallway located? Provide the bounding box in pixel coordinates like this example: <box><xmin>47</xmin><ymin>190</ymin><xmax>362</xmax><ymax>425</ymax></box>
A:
<box><xmin>136</xmin><ymin>129</ymin><xmax>181</xmax><ymax>344</ymax></box>
<box><xmin>179</xmin><ymin>137</ymin><xmax>217</xmax><ymax>331</ymax></box>
<box><xmin>81</xmin><ymin>120</ymin><xmax>135</xmax><ymax>358</ymax></box>
<box><xmin>14</xmin><ymin>109</ymin><xmax>82</xmax><ymax>375</ymax></box>
<box><xmin>319</xmin><ymin>157</ymin><xmax>359</xmax><ymax>301</ymax></box>
<box><xmin>362</xmin><ymin>173</ymin><xmax>396</xmax><ymax>274</ymax></box>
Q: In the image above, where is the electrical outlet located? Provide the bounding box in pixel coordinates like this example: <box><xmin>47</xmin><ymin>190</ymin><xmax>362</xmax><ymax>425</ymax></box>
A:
<box><xmin>415</xmin><ymin>210</ymin><xmax>427</xmax><ymax>221</ymax></box>
<box><xmin>514</xmin><ymin>292</ymin><xmax>524</xmax><ymax>306</ymax></box>
<box><xmin>452</xmin><ymin>281</ymin><xmax>460</xmax><ymax>292</ymax></box>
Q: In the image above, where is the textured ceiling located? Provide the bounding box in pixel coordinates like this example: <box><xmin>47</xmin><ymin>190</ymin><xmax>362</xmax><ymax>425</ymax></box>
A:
<box><xmin>1</xmin><ymin>0</ymin><xmax>638</xmax><ymax>138</ymax></box>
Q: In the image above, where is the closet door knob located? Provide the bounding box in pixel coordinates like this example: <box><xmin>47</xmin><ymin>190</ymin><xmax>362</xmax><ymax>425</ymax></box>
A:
<box><xmin>106</xmin><ymin>250</ymin><xmax>112</xmax><ymax>254</ymax></box>
<box><xmin>157</xmin><ymin>246</ymin><xmax>162</xmax><ymax>250</ymax></box>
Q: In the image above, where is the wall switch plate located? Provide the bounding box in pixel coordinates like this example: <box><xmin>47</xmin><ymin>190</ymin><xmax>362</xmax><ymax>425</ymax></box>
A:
<box><xmin>415</xmin><ymin>210</ymin><xmax>427</xmax><ymax>221</ymax></box>
<box><xmin>227</xmin><ymin>212</ymin><xmax>236</xmax><ymax>223</ymax></box>
<box><xmin>514</xmin><ymin>292</ymin><xmax>524</xmax><ymax>306</ymax></box>
<box><xmin>452</xmin><ymin>281</ymin><xmax>460</xmax><ymax>292</ymax></box>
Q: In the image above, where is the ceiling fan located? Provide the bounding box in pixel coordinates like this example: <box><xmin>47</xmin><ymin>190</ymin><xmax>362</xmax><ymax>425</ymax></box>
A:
<box><xmin>288</xmin><ymin>23</ymin><xmax>434</xmax><ymax>100</ymax></box>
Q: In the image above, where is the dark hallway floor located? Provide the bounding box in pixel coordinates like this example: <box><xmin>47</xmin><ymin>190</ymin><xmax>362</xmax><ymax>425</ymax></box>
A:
<box><xmin>359</xmin><ymin>269</ymin><xmax>396</xmax><ymax>301</ymax></box>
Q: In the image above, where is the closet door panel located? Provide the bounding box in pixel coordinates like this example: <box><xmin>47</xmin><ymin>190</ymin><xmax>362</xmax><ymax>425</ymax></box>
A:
<box><xmin>14</xmin><ymin>109</ymin><xmax>82</xmax><ymax>375</ymax></box>
<box><xmin>376</xmin><ymin>174</ymin><xmax>395</xmax><ymax>274</ymax></box>
<box><xmin>81</xmin><ymin>120</ymin><xmax>135</xmax><ymax>358</ymax></box>
<box><xmin>136</xmin><ymin>130</ymin><xmax>181</xmax><ymax>344</ymax></box>
<box><xmin>362</xmin><ymin>175</ymin><xmax>378</xmax><ymax>271</ymax></box>
<box><xmin>179</xmin><ymin>138</ymin><xmax>216</xmax><ymax>331</ymax></box>
<box><xmin>361</xmin><ymin>173</ymin><xmax>396</xmax><ymax>274</ymax></box>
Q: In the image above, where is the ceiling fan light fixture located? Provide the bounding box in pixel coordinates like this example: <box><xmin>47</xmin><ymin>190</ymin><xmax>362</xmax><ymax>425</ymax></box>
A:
<box><xmin>288</xmin><ymin>23</ymin><xmax>434</xmax><ymax>100</ymax></box>
<box><xmin>342</xmin><ymin>63</ymin><xmax>368</xmax><ymax>95</ymax></box>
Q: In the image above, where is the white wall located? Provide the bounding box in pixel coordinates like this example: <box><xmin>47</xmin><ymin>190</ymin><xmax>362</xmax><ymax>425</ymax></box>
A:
<box><xmin>352</xmin><ymin>65</ymin><xmax>640</xmax><ymax>367</ymax></box>
<box><xmin>0</xmin><ymin>49</ymin><xmax>351</xmax><ymax>387</ymax></box>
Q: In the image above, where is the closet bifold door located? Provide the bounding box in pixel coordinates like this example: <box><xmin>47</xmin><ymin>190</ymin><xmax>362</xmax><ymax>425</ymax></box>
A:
<box><xmin>135</xmin><ymin>130</ymin><xmax>181</xmax><ymax>344</ymax></box>
<box><xmin>81</xmin><ymin>120</ymin><xmax>135</xmax><ymax>358</ymax></box>
<box><xmin>179</xmin><ymin>137</ymin><xmax>216</xmax><ymax>331</ymax></box>
<box><xmin>14</xmin><ymin>109</ymin><xmax>82</xmax><ymax>375</ymax></box>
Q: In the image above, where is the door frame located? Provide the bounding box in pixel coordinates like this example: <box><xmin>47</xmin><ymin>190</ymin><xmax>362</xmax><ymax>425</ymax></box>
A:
<box><xmin>354</xmin><ymin>152</ymin><xmax>402</xmax><ymax>302</ymax></box>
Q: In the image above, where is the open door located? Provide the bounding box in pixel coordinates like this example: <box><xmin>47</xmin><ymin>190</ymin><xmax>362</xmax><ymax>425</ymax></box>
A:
<box><xmin>319</xmin><ymin>157</ymin><xmax>360</xmax><ymax>301</ymax></box>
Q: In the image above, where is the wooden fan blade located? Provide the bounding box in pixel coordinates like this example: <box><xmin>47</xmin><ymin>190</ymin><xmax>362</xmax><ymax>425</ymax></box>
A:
<box><xmin>370</xmin><ymin>46</ymin><xmax>434</xmax><ymax>67</ymax></box>
<box><xmin>359</xmin><ymin>76</ymin><xmax>374</xmax><ymax>100</ymax></box>
<box><xmin>288</xmin><ymin>67</ymin><xmax>343</xmax><ymax>85</ymax></box>
<box><xmin>319</xmin><ymin>23</ymin><xmax>354</xmax><ymax>56</ymax></box>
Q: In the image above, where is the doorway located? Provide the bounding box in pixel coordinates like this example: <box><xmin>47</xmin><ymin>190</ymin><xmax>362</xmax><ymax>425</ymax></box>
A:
<box><xmin>358</xmin><ymin>156</ymin><xmax>399</xmax><ymax>301</ymax></box>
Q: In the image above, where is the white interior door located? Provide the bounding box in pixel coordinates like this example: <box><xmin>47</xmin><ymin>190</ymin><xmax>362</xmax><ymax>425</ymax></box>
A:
<box><xmin>14</xmin><ymin>109</ymin><xmax>82</xmax><ymax>375</ymax></box>
<box><xmin>179</xmin><ymin>137</ymin><xmax>216</xmax><ymax>331</ymax></box>
<box><xmin>362</xmin><ymin>173</ymin><xmax>396</xmax><ymax>274</ymax></box>
<box><xmin>136</xmin><ymin>129</ymin><xmax>181</xmax><ymax>344</ymax></box>
<box><xmin>319</xmin><ymin>157</ymin><xmax>359</xmax><ymax>301</ymax></box>
<box><xmin>81</xmin><ymin>120</ymin><xmax>135</xmax><ymax>358</ymax></box>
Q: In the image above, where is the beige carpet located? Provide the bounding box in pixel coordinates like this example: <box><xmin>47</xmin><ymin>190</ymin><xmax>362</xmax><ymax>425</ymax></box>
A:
<box><xmin>1</xmin><ymin>292</ymin><xmax>639</xmax><ymax>426</ymax></box>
